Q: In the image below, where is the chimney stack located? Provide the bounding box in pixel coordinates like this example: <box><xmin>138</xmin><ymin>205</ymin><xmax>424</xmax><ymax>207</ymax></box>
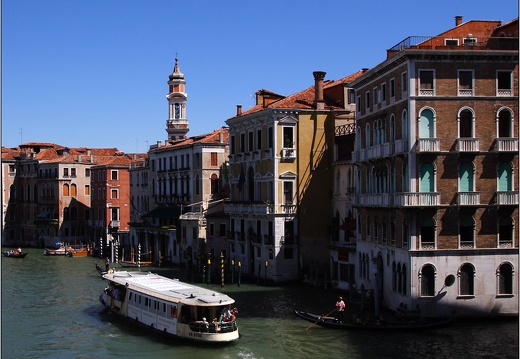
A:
<box><xmin>313</xmin><ymin>71</ymin><xmax>326</xmax><ymax>110</ymax></box>
<box><xmin>236</xmin><ymin>104</ymin><xmax>242</xmax><ymax>116</ymax></box>
<box><xmin>455</xmin><ymin>16</ymin><xmax>462</xmax><ymax>26</ymax></box>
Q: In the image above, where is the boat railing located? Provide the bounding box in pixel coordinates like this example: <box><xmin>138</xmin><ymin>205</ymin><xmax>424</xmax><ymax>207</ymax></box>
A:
<box><xmin>188</xmin><ymin>320</ymin><xmax>237</xmax><ymax>334</ymax></box>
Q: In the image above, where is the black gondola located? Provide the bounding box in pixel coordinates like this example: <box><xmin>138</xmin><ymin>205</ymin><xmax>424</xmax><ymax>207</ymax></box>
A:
<box><xmin>294</xmin><ymin>309</ymin><xmax>454</xmax><ymax>331</ymax></box>
<box><xmin>3</xmin><ymin>251</ymin><xmax>28</xmax><ymax>258</ymax></box>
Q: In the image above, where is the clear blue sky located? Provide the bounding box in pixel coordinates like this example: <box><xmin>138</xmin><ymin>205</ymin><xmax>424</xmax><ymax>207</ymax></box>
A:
<box><xmin>2</xmin><ymin>0</ymin><xmax>517</xmax><ymax>153</ymax></box>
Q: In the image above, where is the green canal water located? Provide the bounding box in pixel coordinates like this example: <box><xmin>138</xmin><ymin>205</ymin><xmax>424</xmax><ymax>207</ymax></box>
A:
<box><xmin>1</xmin><ymin>248</ymin><xmax>518</xmax><ymax>359</ymax></box>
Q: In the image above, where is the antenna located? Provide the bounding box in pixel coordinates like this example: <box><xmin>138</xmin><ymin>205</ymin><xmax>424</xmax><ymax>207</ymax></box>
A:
<box><xmin>19</xmin><ymin>128</ymin><xmax>23</xmax><ymax>144</ymax></box>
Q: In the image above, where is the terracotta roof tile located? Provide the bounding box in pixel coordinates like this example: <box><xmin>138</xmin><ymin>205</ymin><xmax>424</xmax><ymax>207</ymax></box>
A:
<box><xmin>231</xmin><ymin>70</ymin><xmax>365</xmax><ymax>119</ymax></box>
<box><xmin>151</xmin><ymin>128</ymin><xmax>229</xmax><ymax>152</ymax></box>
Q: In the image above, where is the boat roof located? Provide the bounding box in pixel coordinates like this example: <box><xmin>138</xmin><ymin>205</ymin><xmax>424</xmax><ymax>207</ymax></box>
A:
<box><xmin>103</xmin><ymin>270</ymin><xmax>235</xmax><ymax>307</ymax></box>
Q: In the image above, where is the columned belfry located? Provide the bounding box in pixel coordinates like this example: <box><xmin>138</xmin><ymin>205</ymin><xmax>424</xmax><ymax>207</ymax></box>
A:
<box><xmin>166</xmin><ymin>56</ymin><xmax>189</xmax><ymax>140</ymax></box>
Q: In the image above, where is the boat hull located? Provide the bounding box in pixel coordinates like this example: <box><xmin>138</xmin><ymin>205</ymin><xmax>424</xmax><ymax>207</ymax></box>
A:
<box><xmin>118</xmin><ymin>260</ymin><xmax>153</xmax><ymax>267</ymax></box>
<box><xmin>294</xmin><ymin>310</ymin><xmax>453</xmax><ymax>331</ymax></box>
<box><xmin>3</xmin><ymin>251</ymin><xmax>28</xmax><ymax>258</ymax></box>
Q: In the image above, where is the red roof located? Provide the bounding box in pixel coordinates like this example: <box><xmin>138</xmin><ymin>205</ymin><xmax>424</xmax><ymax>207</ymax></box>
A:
<box><xmin>231</xmin><ymin>70</ymin><xmax>365</xmax><ymax>119</ymax></box>
<box><xmin>150</xmin><ymin>128</ymin><xmax>229</xmax><ymax>152</ymax></box>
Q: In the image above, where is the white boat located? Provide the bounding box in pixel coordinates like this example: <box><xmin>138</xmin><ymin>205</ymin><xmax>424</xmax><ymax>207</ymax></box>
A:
<box><xmin>99</xmin><ymin>270</ymin><xmax>240</xmax><ymax>343</ymax></box>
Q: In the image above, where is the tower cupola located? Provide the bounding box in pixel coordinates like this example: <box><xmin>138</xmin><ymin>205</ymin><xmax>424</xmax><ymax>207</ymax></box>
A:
<box><xmin>166</xmin><ymin>56</ymin><xmax>189</xmax><ymax>141</ymax></box>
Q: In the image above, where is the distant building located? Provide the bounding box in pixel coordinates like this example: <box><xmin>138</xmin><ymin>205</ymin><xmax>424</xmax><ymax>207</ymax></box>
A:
<box><xmin>90</xmin><ymin>154</ymin><xmax>143</xmax><ymax>260</ymax></box>
<box><xmin>1</xmin><ymin>143</ymin><xmax>141</xmax><ymax>248</ymax></box>
<box><xmin>349</xmin><ymin>16</ymin><xmax>519</xmax><ymax>317</ymax></box>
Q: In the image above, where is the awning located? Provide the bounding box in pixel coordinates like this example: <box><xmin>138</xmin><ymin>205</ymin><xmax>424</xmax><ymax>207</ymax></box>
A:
<box><xmin>142</xmin><ymin>206</ymin><xmax>181</xmax><ymax>219</ymax></box>
<box><xmin>37</xmin><ymin>209</ymin><xmax>51</xmax><ymax>219</ymax></box>
<box><xmin>339</xmin><ymin>220</ymin><xmax>356</xmax><ymax>231</ymax></box>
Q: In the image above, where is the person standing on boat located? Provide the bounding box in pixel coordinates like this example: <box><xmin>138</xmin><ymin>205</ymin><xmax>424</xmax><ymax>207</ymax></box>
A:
<box><xmin>335</xmin><ymin>296</ymin><xmax>345</xmax><ymax>323</ymax></box>
<box><xmin>105</xmin><ymin>257</ymin><xmax>110</xmax><ymax>272</ymax></box>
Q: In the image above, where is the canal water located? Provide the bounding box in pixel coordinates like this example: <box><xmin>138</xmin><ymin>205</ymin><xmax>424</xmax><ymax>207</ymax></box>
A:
<box><xmin>2</xmin><ymin>248</ymin><xmax>518</xmax><ymax>359</ymax></box>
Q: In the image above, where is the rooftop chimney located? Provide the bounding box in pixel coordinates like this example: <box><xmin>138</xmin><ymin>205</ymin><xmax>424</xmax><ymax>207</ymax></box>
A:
<box><xmin>236</xmin><ymin>104</ymin><xmax>242</xmax><ymax>116</ymax></box>
<box><xmin>313</xmin><ymin>71</ymin><xmax>326</xmax><ymax>110</ymax></box>
<box><xmin>455</xmin><ymin>16</ymin><xmax>463</xmax><ymax>26</ymax></box>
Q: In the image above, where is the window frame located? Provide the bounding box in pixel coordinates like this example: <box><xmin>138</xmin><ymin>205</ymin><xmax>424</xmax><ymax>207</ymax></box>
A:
<box><xmin>419</xmin><ymin>69</ymin><xmax>435</xmax><ymax>96</ymax></box>
<box><xmin>497</xmin><ymin>70</ymin><xmax>513</xmax><ymax>96</ymax></box>
<box><xmin>457</xmin><ymin>69</ymin><xmax>474</xmax><ymax>96</ymax></box>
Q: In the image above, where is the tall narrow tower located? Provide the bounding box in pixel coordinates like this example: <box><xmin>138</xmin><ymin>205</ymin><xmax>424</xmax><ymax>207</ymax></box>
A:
<box><xmin>166</xmin><ymin>57</ymin><xmax>189</xmax><ymax>140</ymax></box>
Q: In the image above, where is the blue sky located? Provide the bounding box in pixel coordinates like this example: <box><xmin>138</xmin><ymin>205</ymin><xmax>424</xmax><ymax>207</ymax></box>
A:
<box><xmin>2</xmin><ymin>0</ymin><xmax>517</xmax><ymax>153</ymax></box>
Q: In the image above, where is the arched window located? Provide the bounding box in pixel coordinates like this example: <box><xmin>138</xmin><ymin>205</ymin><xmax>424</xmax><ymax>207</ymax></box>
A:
<box><xmin>459</xmin><ymin>263</ymin><xmax>475</xmax><ymax>296</ymax></box>
<box><xmin>402</xmin><ymin>163</ymin><xmax>409</xmax><ymax>192</ymax></box>
<box><xmin>356</xmin><ymin>126</ymin><xmax>361</xmax><ymax>151</ymax></box>
<box><xmin>458</xmin><ymin>108</ymin><xmax>474</xmax><ymax>138</ymax></box>
<box><xmin>420</xmin><ymin>218</ymin><xmax>435</xmax><ymax>249</ymax></box>
<box><xmin>402</xmin><ymin>218</ymin><xmax>408</xmax><ymax>248</ymax></box>
<box><xmin>498</xmin><ymin>216</ymin><xmax>514</xmax><ymax>248</ymax></box>
<box><xmin>397</xmin><ymin>263</ymin><xmax>402</xmax><ymax>293</ymax></box>
<box><xmin>497</xmin><ymin>108</ymin><xmax>513</xmax><ymax>137</ymax></box>
<box><xmin>63</xmin><ymin>184</ymin><xmax>70</xmax><ymax>196</ymax></box>
<box><xmin>392</xmin><ymin>262</ymin><xmax>397</xmax><ymax>290</ymax></box>
<box><xmin>418</xmin><ymin>108</ymin><xmax>434</xmax><ymax>138</ymax></box>
<box><xmin>420</xmin><ymin>264</ymin><xmax>436</xmax><ymax>296</ymax></box>
<box><xmin>70</xmin><ymin>184</ymin><xmax>77</xmax><ymax>197</ymax></box>
<box><xmin>195</xmin><ymin>174</ymin><xmax>200</xmax><ymax>195</ymax></box>
<box><xmin>210</xmin><ymin>173</ymin><xmax>219</xmax><ymax>194</ymax></box>
<box><xmin>358</xmin><ymin>253</ymin><xmax>363</xmax><ymax>277</ymax></box>
<box><xmin>498</xmin><ymin>262</ymin><xmax>514</xmax><ymax>295</ymax></box>
<box><xmin>373</xmin><ymin>121</ymin><xmax>379</xmax><ymax>146</ymax></box>
<box><xmin>390</xmin><ymin>115</ymin><xmax>395</xmax><ymax>143</ymax></box>
<box><xmin>419</xmin><ymin>162</ymin><xmax>435</xmax><ymax>192</ymax></box>
<box><xmin>366</xmin><ymin>217</ymin><xmax>371</xmax><ymax>241</ymax></box>
<box><xmin>248</xmin><ymin>167</ymin><xmax>255</xmax><ymax>201</ymax></box>
<box><xmin>459</xmin><ymin>217</ymin><xmax>475</xmax><ymax>248</ymax></box>
<box><xmin>459</xmin><ymin>162</ymin><xmax>474</xmax><ymax>192</ymax></box>
<box><xmin>498</xmin><ymin>162</ymin><xmax>513</xmax><ymax>191</ymax></box>
<box><xmin>366</xmin><ymin>123</ymin><xmax>371</xmax><ymax>148</ymax></box>
<box><xmin>401</xmin><ymin>110</ymin><xmax>408</xmax><ymax>141</ymax></box>
<box><xmin>402</xmin><ymin>264</ymin><xmax>407</xmax><ymax>295</ymax></box>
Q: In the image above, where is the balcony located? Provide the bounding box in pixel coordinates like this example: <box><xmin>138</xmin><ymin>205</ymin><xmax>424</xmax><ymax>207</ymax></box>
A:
<box><xmin>281</xmin><ymin>203</ymin><xmax>297</xmax><ymax>214</ymax></box>
<box><xmin>495</xmin><ymin>138</ymin><xmax>519</xmax><ymax>152</ymax></box>
<box><xmin>394</xmin><ymin>192</ymin><xmax>440</xmax><ymax>207</ymax></box>
<box><xmin>394</xmin><ymin>139</ymin><xmax>408</xmax><ymax>154</ymax></box>
<box><xmin>417</xmin><ymin>138</ymin><xmax>440</xmax><ymax>152</ymax></box>
<box><xmin>387</xmin><ymin>36</ymin><xmax>519</xmax><ymax>58</ymax></box>
<box><xmin>109</xmin><ymin>220</ymin><xmax>120</xmax><ymax>228</ymax></box>
<box><xmin>457</xmin><ymin>192</ymin><xmax>480</xmax><ymax>206</ymax></box>
<box><xmin>224</xmin><ymin>202</ymin><xmax>274</xmax><ymax>215</ymax></box>
<box><xmin>496</xmin><ymin>191</ymin><xmax>519</xmax><ymax>206</ymax></box>
<box><xmin>353</xmin><ymin>193</ymin><xmax>391</xmax><ymax>207</ymax></box>
<box><xmin>280</xmin><ymin>148</ymin><xmax>296</xmax><ymax>161</ymax></box>
<box><xmin>457</xmin><ymin>138</ymin><xmax>479</xmax><ymax>152</ymax></box>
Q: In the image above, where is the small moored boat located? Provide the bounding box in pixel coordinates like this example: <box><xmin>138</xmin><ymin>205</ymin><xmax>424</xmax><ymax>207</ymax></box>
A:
<box><xmin>44</xmin><ymin>242</ymin><xmax>70</xmax><ymax>256</ymax></box>
<box><xmin>118</xmin><ymin>260</ymin><xmax>153</xmax><ymax>268</ymax></box>
<box><xmin>99</xmin><ymin>270</ymin><xmax>240</xmax><ymax>343</ymax></box>
<box><xmin>3</xmin><ymin>250</ymin><xmax>28</xmax><ymax>258</ymax></box>
<box><xmin>294</xmin><ymin>309</ymin><xmax>453</xmax><ymax>331</ymax></box>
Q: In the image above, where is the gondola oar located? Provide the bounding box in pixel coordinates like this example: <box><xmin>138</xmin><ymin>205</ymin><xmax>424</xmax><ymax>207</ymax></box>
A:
<box><xmin>305</xmin><ymin>308</ymin><xmax>336</xmax><ymax>330</ymax></box>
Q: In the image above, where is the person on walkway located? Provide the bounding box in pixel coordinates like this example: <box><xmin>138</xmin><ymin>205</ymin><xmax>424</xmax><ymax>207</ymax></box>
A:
<box><xmin>335</xmin><ymin>296</ymin><xmax>346</xmax><ymax>323</ymax></box>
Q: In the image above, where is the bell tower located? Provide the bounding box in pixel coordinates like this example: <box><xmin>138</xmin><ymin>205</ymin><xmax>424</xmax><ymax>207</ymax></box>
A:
<box><xmin>166</xmin><ymin>56</ymin><xmax>189</xmax><ymax>140</ymax></box>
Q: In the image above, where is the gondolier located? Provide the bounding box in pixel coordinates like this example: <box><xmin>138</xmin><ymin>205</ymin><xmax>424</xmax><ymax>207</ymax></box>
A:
<box><xmin>335</xmin><ymin>297</ymin><xmax>345</xmax><ymax>323</ymax></box>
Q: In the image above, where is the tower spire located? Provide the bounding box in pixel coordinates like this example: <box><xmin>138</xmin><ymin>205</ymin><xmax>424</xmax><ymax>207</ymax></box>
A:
<box><xmin>166</xmin><ymin>56</ymin><xmax>189</xmax><ymax>141</ymax></box>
